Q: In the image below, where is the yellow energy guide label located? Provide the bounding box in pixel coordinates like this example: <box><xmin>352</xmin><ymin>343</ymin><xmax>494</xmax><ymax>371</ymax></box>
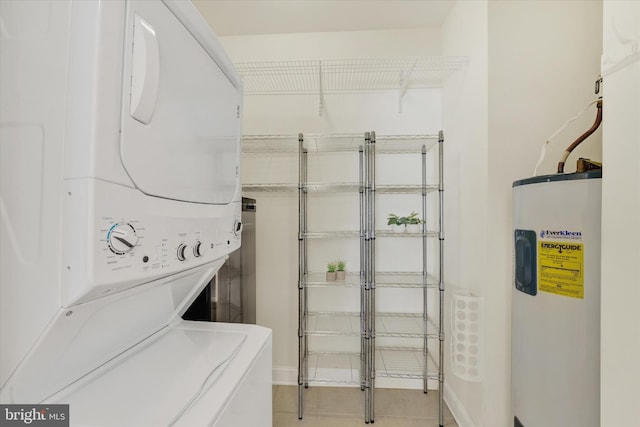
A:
<box><xmin>538</xmin><ymin>241</ymin><xmax>584</xmax><ymax>299</ymax></box>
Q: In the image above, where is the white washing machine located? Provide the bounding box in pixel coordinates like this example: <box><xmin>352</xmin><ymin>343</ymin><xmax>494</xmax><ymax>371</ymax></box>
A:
<box><xmin>0</xmin><ymin>1</ymin><xmax>272</xmax><ymax>425</ymax></box>
<box><xmin>512</xmin><ymin>171</ymin><xmax>601</xmax><ymax>427</ymax></box>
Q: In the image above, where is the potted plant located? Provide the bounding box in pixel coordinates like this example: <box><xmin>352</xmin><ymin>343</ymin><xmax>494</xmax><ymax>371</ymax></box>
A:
<box><xmin>405</xmin><ymin>211</ymin><xmax>423</xmax><ymax>233</ymax></box>
<box><xmin>387</xmin><ymin>211</ymin><xmax>424</xmax><ymax>233</ymax></box>
<box><xmin>336</xmin><ymin>259</ymin><xmax>346</xmax><ymax>280</ymax></box>
<box><xmin>387</xmin><ymin>213</ymin><xmax>405</xmax><ymax>233</ymax></box>
<box><xmin>326</xmin><ymin>262</ymin><xmax>337</xmax><ymax>281</ymax></box>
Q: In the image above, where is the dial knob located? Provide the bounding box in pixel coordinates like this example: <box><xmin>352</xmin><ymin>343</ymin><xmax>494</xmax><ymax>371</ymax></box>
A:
<box><xmin>108</xmin><ymin>223</ymin><xmax>138</xmax><ymax>255</ymax></box>
<box><xmin>177</xmin><ymin>244</ymin><xmax>192</xmax><ymax>262</ymax></box>
<box><xmin>193</xmin><ymin>241</ymin><xmax>204</xmax><ymax>258</ymax></box>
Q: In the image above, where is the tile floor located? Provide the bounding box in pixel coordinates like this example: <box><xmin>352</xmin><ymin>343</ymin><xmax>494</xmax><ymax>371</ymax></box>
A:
<box><xmin>272</xmin><ymin>385</ymin><xmax>458</xmax><ymax>427</ymax></box>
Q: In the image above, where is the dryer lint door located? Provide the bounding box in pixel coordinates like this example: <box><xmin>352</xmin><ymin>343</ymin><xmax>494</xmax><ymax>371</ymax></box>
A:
<box><xmin>120</xmin><ymin>1</ymin><xmax>242</xmax><ymax>205</ymax></box>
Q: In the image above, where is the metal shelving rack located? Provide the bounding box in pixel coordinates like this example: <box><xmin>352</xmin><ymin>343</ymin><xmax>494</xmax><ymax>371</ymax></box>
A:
<box><xmin>368</xmin><ymin>131</ymin><xmax>445</xmax><ymax>426</ymax></box>
<box><xmin>297</xmin><ymin>133</ymin><xmax>367</xmax><ymax>419</ymax></box>
<box><xmin>294</xmin><ymin>131</ymin><xmax>445</xmax><ymax>426</ymax></box>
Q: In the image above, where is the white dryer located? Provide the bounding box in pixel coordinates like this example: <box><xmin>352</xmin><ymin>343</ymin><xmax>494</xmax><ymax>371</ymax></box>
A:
<box><xmin>0</xmin><ymin>1</ymin><xmax>272</xmax><ymax>425</ymax></box>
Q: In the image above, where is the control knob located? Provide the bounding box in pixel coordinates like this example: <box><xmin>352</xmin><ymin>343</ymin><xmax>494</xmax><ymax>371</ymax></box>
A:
<box><xmin>193</xmin><ymin>241</ymin><xmax>204</xmax><ymax>258</ymax></box>
<box><xmin>177</xmin><ymin>244</ymin><xmax>192</xmax><ymax>262</ymax></box>
<box><xmin>107</xmin><ymin>223</ymin><xmax>138</xmax><ymax>255</ymax></box>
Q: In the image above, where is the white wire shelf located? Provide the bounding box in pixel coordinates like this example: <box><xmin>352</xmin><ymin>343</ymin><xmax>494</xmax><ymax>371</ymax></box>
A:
<box><xmin>242</xmin><ymin>134</ymin><xmax>441</xmax><ymax>154</ymax></box>
<box><xmin>303</xmin><ymin>352</ymin><xmax>362</xmax><ymax>386</ymax></box>
<box><xmin>236</xmin><ymin>57</ymin><xmax>468</xmax><ymax>94</ymax></box>
<box><xmin>376</xmin><ymin>272</ymin><xmax>439</xmax><ymax>288</ymax></box>
<box><xmin>376</xmin><ymin>347</ymin><xmax>439</xmax><ymax>380</ymax></box>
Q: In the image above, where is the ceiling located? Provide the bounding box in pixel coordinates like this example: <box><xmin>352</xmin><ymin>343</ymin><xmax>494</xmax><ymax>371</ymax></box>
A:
<box><xmin>192</xmin><ymin>0</ymin><xmax>454</xmax><ymax>37</ymax></box>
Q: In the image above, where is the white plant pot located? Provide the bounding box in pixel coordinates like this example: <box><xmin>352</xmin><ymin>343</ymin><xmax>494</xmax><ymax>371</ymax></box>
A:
<box><xmin>336</xmin><ymin>271</ymin><xmax>346</xmax><ymax>281</ymax></box>
<box><xmin>326</xmin><ymin>271</ymin><xmax>337</xmax><ymax>281</ymax></box>
<box><xmin>406</xmin><ymin>224</ymin><xmax>421</xmax><ymax>234</ymax></box>
<box><xmin>391</xmin><ymin>225</ymin><xmax>405</xmax><ymax>233</ymax></box>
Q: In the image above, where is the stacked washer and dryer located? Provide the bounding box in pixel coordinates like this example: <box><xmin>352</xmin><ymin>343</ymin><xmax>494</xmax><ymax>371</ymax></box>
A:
<box><xmin>0</xmin><ymin>1</ymin><xmax>271</xmax><ymax>426</ymax></box>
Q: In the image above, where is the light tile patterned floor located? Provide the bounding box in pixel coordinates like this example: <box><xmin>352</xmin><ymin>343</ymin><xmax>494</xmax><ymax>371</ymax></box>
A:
<box><xmin>273</xmin><ymin>385</ymin><xmax>458</xmax><ymax>427</ymax></box>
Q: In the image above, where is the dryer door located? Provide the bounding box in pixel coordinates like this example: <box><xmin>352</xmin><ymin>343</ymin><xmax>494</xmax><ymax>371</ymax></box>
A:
<box><xmin>120</xmin><ymin>0</ymin><xmax>242</xmax><ymax>204</ymax></box>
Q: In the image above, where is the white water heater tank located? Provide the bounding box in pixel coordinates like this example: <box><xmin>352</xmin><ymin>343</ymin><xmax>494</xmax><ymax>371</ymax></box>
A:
<box><xmin>512</xmin><ymin>171</ymin><xmax>601</xmax><ymax>427</ymax></box>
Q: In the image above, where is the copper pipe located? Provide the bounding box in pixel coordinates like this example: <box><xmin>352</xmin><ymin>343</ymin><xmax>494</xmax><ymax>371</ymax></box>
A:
<box><xmin>557</xmin><ymin>99</ymin><xmax>603</xmax><ymax>173</ymax></box>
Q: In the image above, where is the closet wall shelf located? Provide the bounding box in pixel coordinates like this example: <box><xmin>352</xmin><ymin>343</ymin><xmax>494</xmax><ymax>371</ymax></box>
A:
<box><xmin>235</xmin><ymin>57</ymin><xmax>468</xmax><ymax>95</ymax></box>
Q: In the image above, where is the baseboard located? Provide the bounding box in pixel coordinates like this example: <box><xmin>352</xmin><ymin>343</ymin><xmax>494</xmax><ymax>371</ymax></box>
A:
<box><xmin>272</xmin><ymin>366</ymin><xmax>297</xmax><ymax>385</ymax></box>
<box><xmin>444</xmin><ymin>382</ymin><xmax>477</xmax><ymax>427</ymax></box>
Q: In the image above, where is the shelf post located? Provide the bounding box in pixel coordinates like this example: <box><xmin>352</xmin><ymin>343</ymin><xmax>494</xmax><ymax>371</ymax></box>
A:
<box><xmin>359</xmin><ymin>146</ymin><xmax>366</xmax><ymax>392</ymax></box>
<box><xmin>368</xmin><ymin>131</ymin><xmax>377</xmax><ymax>423</ymax></box>
<box><xmin>363</xmin><ymin>132</ymin><xmax>371</xmax><ymax>424</ymax></box>
<box><xmin>297</xmin><ymin>133</ymin><xmax>307</xmax><ymax>419</ymax></box>
<box><xmin>422</xmin><ymin>144</ymin><xmax>429</xmax><ymax>394</ymax></box>
<box><xmin>438</xmin><ymin>130</ymin><xmax>445</xmax><ymax>427</ymax></box>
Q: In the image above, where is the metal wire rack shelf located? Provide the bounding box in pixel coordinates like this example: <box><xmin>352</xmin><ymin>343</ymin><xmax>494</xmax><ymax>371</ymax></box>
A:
<box><xmin>302</xmin><ymin>349</ymin><xmax>440</xmax><ymax>384</ymax></box>
<box><xmin>305</xmin><ymin>311</ymin><xmax>439</xmax><ymax>338</ymax></box>
<box><xmin>303</xmin><ymin>352</ymin><xmax>362</xmax><ymax>385</ymax></box>
<box><xmin>376</xmin><ymin>272</ymin><xmax>439</xmax><ymax>288</ymax></box>
<box><xmin>302</xmin><ymin>272</ymin><xmax>360</xmax><ymax>287</ymax></box>
<box><xmin>376</xmin><ymin>347</ymin><xmax>439</xmax><ymax>380</ymax></box>
<box><xmin>301</xmin><ymin>271</ymin><xmax>439</xmax><ymax>288</ymax></box>
<box><xmin>242</xmin><ymin>133</ymin><xmax>440</xmax><ymax>154</ymax></box>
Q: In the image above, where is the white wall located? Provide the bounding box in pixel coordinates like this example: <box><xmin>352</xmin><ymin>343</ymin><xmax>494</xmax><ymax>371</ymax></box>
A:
<box><xmin>442</xmin><ymin>1</ymin><xmax>603</xmax><ymax>426</ymax></box>
<box><xmin>218</xmin><ymin>27</ymin><xmax>441</xmax><ymax>62</ymax></box>
<box><xmin>441</xmin><ymin>1</ymin><xmax>489</xmax><ymax>425</ymax></box>
<box><xmin>600</xmin><ymin>2</ymin><xmax>640</xmax><ymax>425</ymax></box>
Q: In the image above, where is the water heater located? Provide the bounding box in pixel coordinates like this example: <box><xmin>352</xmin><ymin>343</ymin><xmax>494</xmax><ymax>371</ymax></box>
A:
<box><xmin>512</xmin><ymin>171</ymin><xmax>601</xmax><ymax>427</ymax></box>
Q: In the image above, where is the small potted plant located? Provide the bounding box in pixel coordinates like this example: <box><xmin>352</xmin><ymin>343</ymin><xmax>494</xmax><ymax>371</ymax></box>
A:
<box><xmin>387</xmin><ymin>211</ymin><xmax>423</xmax><ymax>233</ymax></box>
<box><xmin>405</xmin><ymin>211</ymin><xmax>422</xmax><ymax>233</ymax></box>
<box><xmin>326</xmin><ymin>262</ymin><xmax>337</xmax><ymax>281</ymax></box>
<box><xmin>387</xmin><ymin>213</ymin><xmax>405</xmax><ymax>233</ymax></box>
<box><xmin>336</xmin><ymin>260</ymin><xmax>346</xmax><ymax>280</ymax></box>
